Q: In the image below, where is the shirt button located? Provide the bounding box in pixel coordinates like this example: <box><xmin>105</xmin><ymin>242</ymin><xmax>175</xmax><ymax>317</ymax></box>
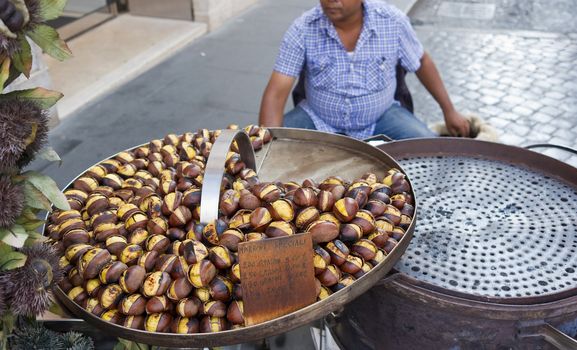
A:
<box><xmin>350</xmin><ymin>63</ymin><xmax>354</xmax><ymax>71</ymax></box>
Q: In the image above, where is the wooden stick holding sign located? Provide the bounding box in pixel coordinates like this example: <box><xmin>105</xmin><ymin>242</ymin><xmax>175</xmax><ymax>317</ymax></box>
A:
<box><xmin>239</xmin><ymin>233</ymin><xmax>317</xmax><ymax>326</ymax></box>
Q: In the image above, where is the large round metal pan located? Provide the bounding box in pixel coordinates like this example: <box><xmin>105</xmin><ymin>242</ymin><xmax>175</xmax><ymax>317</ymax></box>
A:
<box><xmin>329</xmin><ymin>137</ymin><xmax>577</xmax><ymax>350</ymax></box>
<box><xmin>374</xmin><ymin>137</ymin><xmax>577</xmax><ymax>305</ymax></box>
<box><xmin>47</xmin><ymin>128</ymin><xmax>416</xmax><ymax>348</ymax></box>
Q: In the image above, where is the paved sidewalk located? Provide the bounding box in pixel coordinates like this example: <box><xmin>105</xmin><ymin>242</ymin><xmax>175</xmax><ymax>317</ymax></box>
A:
<box><xmin>46</xmin><ymin>15</ymin><xmax>207</xmax><ymax>120</ymax></box>
<box><xmin>407</xmin><ymin>30</ymin><xmax>577</xmax><ymax>167</ymax></box>
<box><xmin>409</xmin><ymin>0</ymin><xmax>577</xmax><ymax>33</ymax></box>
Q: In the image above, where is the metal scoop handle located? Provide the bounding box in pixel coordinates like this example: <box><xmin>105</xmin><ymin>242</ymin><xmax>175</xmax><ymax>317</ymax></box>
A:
<box><xmin>199</xmin><ymin>129</ymin><xmax>256</xmax><ymax>224</ymax></box>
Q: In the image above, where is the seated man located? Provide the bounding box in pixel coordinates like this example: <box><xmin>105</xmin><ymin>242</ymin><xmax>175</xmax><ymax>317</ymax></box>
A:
<box><xmin>258</xmin><ymin>0</ymin><xmax>470</xmax><ymax>140</ymax></box>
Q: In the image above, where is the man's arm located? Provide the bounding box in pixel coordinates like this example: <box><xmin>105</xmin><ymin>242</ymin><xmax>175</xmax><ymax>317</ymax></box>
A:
<box><xmin>258</xmin><ymin>72</ymin><xmax>296</xmax><ymax>127</ymax></box>
<box><xmin>415</xmin><ymin>52</ymin><xmax>470</xmax><ymax>137</ymax></box>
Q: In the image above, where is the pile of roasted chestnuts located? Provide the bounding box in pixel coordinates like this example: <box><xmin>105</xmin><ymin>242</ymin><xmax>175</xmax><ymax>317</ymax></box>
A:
<box><xmin>46</xmin><ymin>125</ymin><xmax>414</xmax><ymax>334</ymax></box>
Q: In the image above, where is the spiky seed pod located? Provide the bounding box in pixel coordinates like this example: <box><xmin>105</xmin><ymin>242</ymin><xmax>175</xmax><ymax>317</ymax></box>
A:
<box><xmin>7</xmin><ymin>243</ymin><xmax>63</xmax><ymax>317</ymax></box>
<box><xmin>8</xmin><ymin>320</ymin><xmax>64</xmax><ymax>350</ymax></box>
<box><xmin>59</xmin><ymin>331</ymin><xmax>95</xmax><ymax>350</ymax></box>
<box><xmin>0</xmin><ymin>35</ymin><xmax>20</xmax><ymax>61</ymax></box>
<box><xmin>0</xmin><ymin>99</ymin><xmax>49</xmax><ymax>170</ymax></box>
<box><xmin>0</xmin><ymin>0</ymin><xmax>41</xmax><ymax>57</ymax></box>
<box><xmin>0</xmin><ymin>175</ymin><xmax>24</xmax><ymax>228</ymax></box>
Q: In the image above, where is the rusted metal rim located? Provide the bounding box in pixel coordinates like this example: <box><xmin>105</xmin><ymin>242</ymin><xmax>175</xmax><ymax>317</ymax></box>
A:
<box><xmin>385</xmin><ymin>273</ymin><xmax>577</xmax><ymax>320</ymax></box>
<box><xmin>378</xmin><ymin>138</ymin><xmax>577</xmax><ymax>305</ymax></box>
<box><xmin>47</xmin><ymin>128</ymin><xmax>416</xmax><ymax>348</ymax></box>
<box><xmin>378</xmin><ymin>138</ymin><xmax>577</xmax><ymax>188</ymax></box>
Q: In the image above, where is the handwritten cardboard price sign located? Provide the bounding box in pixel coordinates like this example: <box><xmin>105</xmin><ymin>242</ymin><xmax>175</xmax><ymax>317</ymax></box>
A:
<box><xmin>238</xmin><ymin>233</ymin><xmax>316</xmax><ymax>326</ymax></box>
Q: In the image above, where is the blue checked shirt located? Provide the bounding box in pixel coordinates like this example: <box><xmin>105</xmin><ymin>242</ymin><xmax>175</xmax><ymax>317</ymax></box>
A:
<box><xmin>274</xmin><ymin>0</ymin><xmax>424</xmax><ymax>139</ymax></box>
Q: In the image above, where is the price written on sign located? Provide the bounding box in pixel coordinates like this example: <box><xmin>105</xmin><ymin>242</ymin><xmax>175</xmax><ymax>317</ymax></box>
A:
<box><xmin>238</xmin><ymin>233</ymin><xmax>316</xmax><ymax>326</ymax></box>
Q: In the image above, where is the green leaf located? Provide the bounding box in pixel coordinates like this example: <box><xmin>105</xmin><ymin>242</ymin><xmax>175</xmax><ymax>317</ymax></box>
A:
<box><xmin>24</xmin><ymin>181</ymin><xmax>53</xmax><ymax>211</ymax></box>
<box><xmin>0</xmin><ymin>58</ymin><xmax>10</xmax><ymax>92</ymax></box>
<box><xmin>38</xmin><ymin>146</ymin><xmax>63</xmax><ymax>165</ymax></box>
<box><xmin>0</xmin><ymin>225</ymin><xmax>29</xmax><ymax>249</ymax></box>
<box><xmin>1</xmin><ymin>312</ymin><xmax>15</xmax><ymax>348</ymax></box>
<box><xmin>48</xmin><ymin>302</ymin><xmax>68</xmax><ymax>317</ymax></box>
<box><xmin>0</xmin><ymin>251</ymin><xmax>27</xmax><ymax>270</ymax></box>
<box><xmin>26</xmin><ymin>24</ymin><xmax>72</xmax><ymax>61</ymax></box>
<box><xmin>19</xmin><ymin>207</ymin><xmax>41</xmax><ymax>221</ymax></box>
<box><xmin>114</xmin><ymin>339</ymin><xmax>150</xmax><ymax>350</ymax></box>
<box><xmin>12</xmin><ymin>34</ymin><xmax>33</xmax><ymax>78</ymax></box>
<box><xmin>0</xmin><ymin>87</ymin><xmax>63</xmax><ymax>109</ymax></box>
<box><xmin>38</xmin><ymin>0</ymin><xmax>68</xmax><ymax>21</ymax></box>
<box><xmin>21</xmin><ymin>218</ymin><xmax>46</xmax><ymax>230</ymax></box>
<box><xmin>23</xmin><ymin>171</ymin><xmax>70</xmax><ymax>211</ymax></box>
<box><xmin>24</xmin><ymin>231</ymin><xmax>46</xmax><ymax>246</ymax></box>
<box><xmin>0</xmin><ymin>242</ymin><xmax>13</xmax><ymax>255</ymax></box>
<box><xmin>1</xmin><ymin>63</ymin><xmax>23</xmax><ymax>89</ymax></box>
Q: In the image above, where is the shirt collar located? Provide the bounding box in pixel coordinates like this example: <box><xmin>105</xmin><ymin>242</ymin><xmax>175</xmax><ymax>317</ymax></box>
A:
<box><xmin>314</xmin><ymin>2</ymin><xmax>378</xmax><ymax>38</ymax></box>
<box><xmin>362</xmin><ymin>1</ymin><xmax>378</xmax><ymax>35</ymax></box>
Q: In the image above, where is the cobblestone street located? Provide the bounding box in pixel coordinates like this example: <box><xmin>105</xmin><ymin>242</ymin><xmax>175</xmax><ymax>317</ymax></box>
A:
<box><xmin>410</xmin><ymin>0</ymin><xmax>577</xmax><ymax>33</ymax></box>
<box><xmin>407</xmin><ymin>6</ymin><xmax>577</xmax><ymax>166</ymax></box>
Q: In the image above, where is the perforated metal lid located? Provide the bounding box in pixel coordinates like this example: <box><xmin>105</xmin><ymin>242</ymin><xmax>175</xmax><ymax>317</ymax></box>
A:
<box><xmin>395</xmin><ymin>154</ymin><xmax>577</xmax><ymax>300</ymax></box>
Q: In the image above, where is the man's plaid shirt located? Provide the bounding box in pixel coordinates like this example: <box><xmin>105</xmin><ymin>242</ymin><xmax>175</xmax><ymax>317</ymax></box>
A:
<box><xmin>274</xmin><ymin>0</ymin><xmax>424</xmax><ymax>139</ymax></box>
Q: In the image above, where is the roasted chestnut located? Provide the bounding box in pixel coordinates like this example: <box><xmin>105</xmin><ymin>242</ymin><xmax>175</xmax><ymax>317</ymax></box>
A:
<box><xmin>179</xmin><ymin>239</ymin><xmax>209</xmax><ymax>264</ymax></box>
<box><xmin>208</xmin><ymin>275</ymin><xmax>233</xmax><ymax>302</ymax></box>
<box><xmin>199</xmin><ymin>316</ymin><xmax>228</xmax><ymax>333</ymax></box>
<box><xmin>146</xmin><ymin>295</ymin><xmax>172</xmax><ymax>314</ymax></box>
<box><xmin>295</xmin><ymin>206</ymin><xmax>320</xmax><ymax>229</ymax></box>
<box><xmin>145</xmin><ymin>313</ymin><xmax>172</xmax><ymax>332</ymax></box>
<box><xmin>171</xmin><ymin>316</ymin><xmax>200</xmax><ymax>334</ymax></box>
<box><xmin>99</xmin><ymin>284</ymin><xmax>124</xmax><ymax>309</ymax></box>
<box><xmin>325</xmin><ymin>240</ymin><xmax>349</xmax><ymax>266</ymax></box>
<box><xmin>339</xmin><ymin>223</ymin><xmax>363</xmax><ymax>243</ymax></box>
<box><xmin>351</xmin><ymin>239</ymin><xmax>378</xmax><ymax>261</ymax></box>
<box><xmin>99</xmin><ymin>261</ymin><xmax>129</xmax><ymax>284</ymax></box>
<box><xmin>119</xmin><ymin>294</ymin><xmax>147</xmax><ymax>316</ymax></box>
<box><xmin>176</xmin><ymin>297</ymin><xmax>202</xmax><ymax>318</ymax></box>
<box><xmin>209</xmin><ymin>246</ymin><xmax>233</xmax><ymax>270</ymax></box>
<box><xmin>293</xmin><ymin>187</ymin><xmax>318</xmax><ymax>207</ymax></box>
<box><xmin>306</xmin><ymin>220</ymin><xmax>339</xmax><ymax>244</ymax></box>
<box><xmin>333</xmin><ymin>198</ymin><xmax>359</xmax><ymax>222</ymax></box>
<box><xmin>317</xmin><ymin>265</ymin><xmax>341</xmax><ymax>287</ymax></box>
<box><xmin>167</xmin><ymin>277</ymin><xmax>194</xmax><ymax>301</ymax></box>
<box><xmin>227</xmin><ymin>300</ymin><xmax>245</xmax><ymax>325</ymax></box>
<box><xmin>119</xmin><ymin>265</ymin><xmax>146</xmax><ymax>294</ymax></box>
<box><xmin>202</xmin><ymin>300</ymin><xmax>227</xmax><ymax>317</ymax></box>
<box><xmin>187</xmin><ymin>260</ymin><xmax>217</xmax><ymax>288</ymax></box>
<box><xmin>249</xmin><ymin>207</ymin><xmax>272</xmax><ymax>230</ymax></box>
<box><xmin>219</xmin><ymin>229</ymin><xmax>245</xmax><ymax>252</ymax></box>
<box><xmin>142</xmin><ymin>271</ymin><xmax>172</xmax><ymax>297</ymax></box>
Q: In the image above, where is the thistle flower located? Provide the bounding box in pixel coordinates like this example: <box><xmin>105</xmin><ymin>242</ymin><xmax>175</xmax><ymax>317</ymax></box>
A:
<box><xmin>0</xmin><ymin>0</ymin><xmax>42</xmax><ymax>59</ymax></box>
<box><xmin>7</xmin><ymin>243</ymin><xmax>63</xmax><ymax>317</ymax></box>
<box><xmin>9</xmin><ymin>320</ymin><xmax>63</xmax><ymax>350</ymax></box>
<box><xmin>0</xmin><ymin>99</ymin><xmax>48</xmax><ymax>170</ymax></box>
<box><xmin>0</xmin><ymin>175</ymin><xmax>24</xmax><ymax>229</ymax></box>
<box><xmin>60</xmin><ymin>331</ymin><xmax>95</xmax><ymax>350</ymax></box>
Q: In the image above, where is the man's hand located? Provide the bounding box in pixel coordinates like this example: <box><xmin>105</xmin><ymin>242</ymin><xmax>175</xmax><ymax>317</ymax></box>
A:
<box><xmin>416</xmin><ymin>52</ymin><xmax>472</xmax><ymax>137</ymax></box>
<box><xmin>444</xmin><ymin>109</ymin><xmax>470</xmax><ymax>137</ymax></box>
